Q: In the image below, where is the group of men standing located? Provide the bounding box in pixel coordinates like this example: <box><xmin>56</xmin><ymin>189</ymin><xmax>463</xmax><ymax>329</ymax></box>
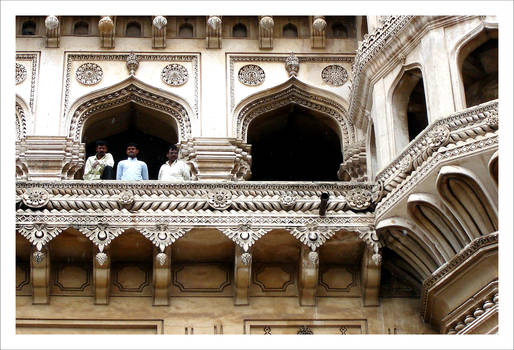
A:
<box><xmin>83</xmin><ymin>140</ymin><xmax>191</xmax><ymax>181</ymax></box>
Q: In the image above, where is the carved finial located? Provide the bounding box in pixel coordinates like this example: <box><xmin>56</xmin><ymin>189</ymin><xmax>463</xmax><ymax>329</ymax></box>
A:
<box><xmin>207</xmin><ymin>15</ymin><xmax>222</xmax><ymax>31</ymax></box>
<box><xmin>285</xmin><ymin>52</ymin><xmax>299</xmax><ymax>77</ymax></box>
<box><xmin>153</xmin><ymin>15</ymin><xmax>167</xmax><ymax>30</ymax></box>
<box><xmin>312</xmin><ymin>16</ymin><xmax>327</xmax><ymax>32</ymax></box>
<box><xmin>241</xmin><ymin>252</ymin><xmax>252</xmax><ymax>266</ymax></box>
<box><xmin>98</xmin><ymin>16</ymin><xmax>114</xmax><ymax>34</ymax></box>
<box><xmin>156</xmin><ymin>252</ymin><xmax>168</xmax><ymax>266</ymax></box>
<box><xmin>45</xmin><ymin>15</ymin><xmax>59</xmax><ymax>30</ymax></box>
<box><xmin>259</xmin><ymin>16</ymin><xmax>274</xmax><ymax>30</ymax></box>
<box><xmin>126</xmin><ymin>52</ymin><xmax>139</xmax><ymax>76</ymax></box>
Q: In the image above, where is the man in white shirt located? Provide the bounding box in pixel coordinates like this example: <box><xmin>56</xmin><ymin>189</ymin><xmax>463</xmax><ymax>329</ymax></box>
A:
<box><xmin>83</xmin><ymin>140</ymin><xmax>115</xmax><ymax>180</ymax></box>
<box><xmin>116</xmin><ymin>142</ymin><xmax>149</xmax><ymax>181</ymax></box>
<box><xmin>158</xmin><ymin>145</ymin><xmax>191</xmax><ymax>181</ymax></box>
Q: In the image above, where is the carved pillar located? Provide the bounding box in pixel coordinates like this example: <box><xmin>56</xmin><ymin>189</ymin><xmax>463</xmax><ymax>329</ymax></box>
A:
<box><xmin>93</xmin><ymin>247</ymin><xmax>110</xmax><ymax>305</ymax></box>
<box><xmin>258</xmin><ymin>16</ymin><xmax>274</xmax><ymax>49</ymax></box>
<box><xmin>234</xmin><ymin>246</ymin><xmax>252</xmax><ymax>306</ymax></box>
<box><xmin>361</xmin><ymin>246</ymin><xmax>381</xmax><ymax>306</ymax></box>
<box><xmin>298</xmin><ymin>245</ymin><xmax>318</xmax><ymax>306</ymax></box>
<box><xmin>153</xmin><ymin>246</ymin><xmax>171</xmax><ymax>306</ymax></box>
<box><xmin>31</xmin><ymin>247</ymin><xmax>50</xmax><ymax>304</ymax></box>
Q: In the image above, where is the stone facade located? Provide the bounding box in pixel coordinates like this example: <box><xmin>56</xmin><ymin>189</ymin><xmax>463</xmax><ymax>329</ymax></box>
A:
<box><xmin>13</xmin><ymin>13</ymin><xmax>500</xmax><ymax>338</ymax></box>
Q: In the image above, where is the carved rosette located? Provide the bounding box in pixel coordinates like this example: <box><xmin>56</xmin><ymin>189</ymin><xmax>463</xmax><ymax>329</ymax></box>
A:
<box><xmin>371</xmin><ymin>180</ymin><xmax>384</xmax><ymax>203</ymax></box>
<box><xmin>83</xmin><ymin>224</ymin><xmax>123</xmax><ymax>252</ymax></box>
<box><xmin>16</xmin><ymin>63</ymin><xmax>27</xmax><ymax>85</ymax></box>
<box><xmin>321</xmin><ymin>65</ymin><xmax>348</xmax><ymax>86</ymax></box>
<box><xmin>238</xmin><ymin>64</ymin><xmax>265</xmax><ymax>86</ymax></box>
<box><xmin>427</xmin><ymin>125</ymin><xmax>450</xmax><ymax>150</ymax></box>
<box><xmin>485</xmin><ymin>110</ymin><xmax>498</xmax><ymax>130</ymax></box>
<box><xmin>117</xmin><ymin>190</ymin><xmax>134</xmax><ymax>207</ymax></box>
<box><xmin>76</xmin><ymin>63</ymin><xmax>103</xmax><ymax>85</ymax></box>
<box><xmin>22</xmin><ymin>188</ymin><xmax>50</xmax><ymax>208</ymax></box>
<box><xmin>141</xmin><ymin>224</ymin><xmax>188</xmax><ymax>252</ymax></box>
<box><xmin>126</xmin><ymin>52</ymin><xmax>139</xmax><ymax>76</ymax></box>
<box><xmin>346</xmin><ymin>188</ymin><xmax>372</xmax><ymax>210</ymax></box>
<box><xmin>17</xmin><ymin>223</ymin><xmax>61</xmax><ymax>251</ymax></box>
<box><xmin>241</xmin><ymin>252</ymin><xmax>252</xmax><ymax>266</ymax></box>
<box><xmin>161</xmin><ymin>63</ymin><xmax>189</xmax><ymax>86</ymax></box>
<box><xmin>279</xmin><ymin>193</ymin><xmax>297</xmax><ymax>209</ymax></box>
<box><xmin>259</xmin><ymin>16</ymin><xmax>274</xmax><ymax>30</ymax></box>
<box><xmin>398</xmin><ymin>154</ymin><xmax>412</xmax><ymax>173</ymax></box>
<box><xmin>207</xmin><ymin>188</ymin><xmax>232</xmax><ymax>210</ymax></box>
<box><xmin>285</xmin><ymin>52</ymin><xmax>299</xmax><ymax>77</ymax></box>
<box><xmin>95</xmin><ymin>252</ymin><xmax>107</xmax><ymax>266</ymax></box>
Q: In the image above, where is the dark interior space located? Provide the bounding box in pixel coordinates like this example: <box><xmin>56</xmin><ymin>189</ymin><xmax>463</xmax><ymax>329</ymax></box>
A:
<box><xmin>406</xmin><ymin>70</ymin><xmax>428</xmax><ymax>141</ymax></box>
<box><xmin>248</xmin><ymin>105</ymin><xmax>343</xmax><ymax>181</ymax></box>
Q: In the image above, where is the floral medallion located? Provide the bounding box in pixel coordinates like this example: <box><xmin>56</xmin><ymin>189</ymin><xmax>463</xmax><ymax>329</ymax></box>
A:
<box><xmin>16</xmin><ymin>63</ymin><xmax>27</xmax><ymax>85</ymax></box>
<box><xmin>321</xmin><ymin>65</ymin><xmax>348</xmax><ymax>86</ymax></box>
<box><xmin>22</xmin><ymin>188</ymin><xmax>50</xmax><ymax>208</ymax></box>
<box><xmin>346</xmin><ymin>188</ymin><xmax>372</xmax><ymax>211</ymax></box>
<box><xmin>207</xmin><ymin>188</ymin><xmax>233</xmax><ymax>210</ymax></box>
<box><xmin>161</xmin><ymin>63</ymin><xmax>188</xmax><ymax>86</ymax></box>
<box><xmin>117</xmin><ymin>190</ymin><xmax>134</xmax><ymax>206</ymax></box>
<box><xmin>76</xmin><ymin>62</ymin><xmax>103</xmax><ymax>85</ymax></box>
<box><xmin>427</xmin><ymin>125</ymin><xmax>450</xmax><ymax>150</ymax></box>
<box><xmin>238</xmin><ymin>64</ymin><xmax>265</xmax><ymax>86</ymax></box>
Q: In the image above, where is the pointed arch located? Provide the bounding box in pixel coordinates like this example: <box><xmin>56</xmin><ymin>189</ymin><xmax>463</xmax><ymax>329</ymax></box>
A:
<box><xmin>233</xmin><ymin>77</ymin><xmax>354</xmax><ymax>151</ymax></box>
<box><xmin>436</xmin><ymin>165</ymin><xmax>497</xmax><ymax>238</ymax></box>
<box><xmin>66</xmin><ymin>76</ymin><xmax>193</xmax><ymax>143</ymax></box>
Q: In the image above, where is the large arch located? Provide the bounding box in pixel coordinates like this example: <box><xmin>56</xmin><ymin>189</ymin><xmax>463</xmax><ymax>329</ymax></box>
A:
<box><xmin>66</xmin><ymin>76</ymin><xmax>193</xmax><ymax>143</ymax></box>
<box><xmin>233</xmin><ymin>77</ymin><xmax>354</xmax><ymax>151</ymax></box>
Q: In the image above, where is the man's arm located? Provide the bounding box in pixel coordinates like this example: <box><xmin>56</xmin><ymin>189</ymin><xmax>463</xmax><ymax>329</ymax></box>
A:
<box><xmin>105</xmin><ymin>153</ymin><xmax>115</xmax><ymax>167</ymax></box>
<box><xmin>116</xmin><ymin>161</ymin><xmax>124</xmax><ymax>180</ymax></box>
<box><xmin>158</xmin><ymin>164</ymin><xmax>163</xmax><ymax>180</ymax></box>
<box><xmin>83</xmin><ymin>157</ymin><xmax>93</xmax><ymax>180</ymax></box>
<box><xmin>181</xmin><ymin>161</ymin><xmax>191</xmax><ymax>181</ymax></box>
<box><xmin>141</xmin><ymin>162</ymin><xmax>149</xmax><ymax>180</ymax></box>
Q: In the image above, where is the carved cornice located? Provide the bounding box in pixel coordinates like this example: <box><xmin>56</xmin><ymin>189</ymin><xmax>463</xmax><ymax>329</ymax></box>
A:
<box><xmin>375</xmin><ymin>101</ymin><xmax>498</xmax><ymax>219</ymax></box>
<box><xmin>420</xmin><ymin>232</ymin><xmax>498</xmax><ymax>319</ymax></box>
<box><xmin>16</xmin><ymin>180</ymin><xmax>377</xmax><ymax>213</ymax></box>
<box><xmin>63</xmin><ymin>52</ymin><xmax>199</xmax><ymax>119</ymax></box>
<box><xmin>16</xmin><ymin>52</ymin><xmax>40</xmax><ymax>112</ymax></box>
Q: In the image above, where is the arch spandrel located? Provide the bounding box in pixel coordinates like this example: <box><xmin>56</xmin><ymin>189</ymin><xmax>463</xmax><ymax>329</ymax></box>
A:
<box><xmin>233</xmin><ymin>77</ymin><xmax>354</xmax><ymax>151</ymax></box>
<box><xmin>66</xmin><ymin>76</ymin><xmax>193</xmax><ymax>143</ymax></box>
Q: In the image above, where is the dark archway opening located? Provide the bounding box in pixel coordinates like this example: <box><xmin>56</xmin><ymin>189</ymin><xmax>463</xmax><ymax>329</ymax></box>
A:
<box><xmin>248</xmin><ymin>105</ymin><xmax>343</xmax><ymax>181</ymax></box>
<box><xmin>80</xmin><ymin>102</ymin><xmax>179</xmax><ymax>180</ymax></box>
<box><xmin>462</xmin><ymin>38</ymin><xmax>498</xmax><ymax>107</ymax></box>
<box><xmin>407</xmin><ymin>71</ymin><xmax>428</xmax><ymax>141</ymax></box>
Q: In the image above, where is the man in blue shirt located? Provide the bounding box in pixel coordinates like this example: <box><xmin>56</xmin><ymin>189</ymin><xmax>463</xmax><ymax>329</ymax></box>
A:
<box><xmin>116</xmin><ymin>142</ymin><xmax>149</xmax><ymax>180</ymax></box>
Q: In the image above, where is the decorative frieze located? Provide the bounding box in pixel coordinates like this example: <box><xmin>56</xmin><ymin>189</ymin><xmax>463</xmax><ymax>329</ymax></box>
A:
<box><xmin>16</xmin><ymin>52</ymin><xmax>39</xmax><ymax>112</ymax></box>
<box><xmin>16</xmin><ymin>63</ymin><xmax>27</xmax><ymax>84</ymax></box>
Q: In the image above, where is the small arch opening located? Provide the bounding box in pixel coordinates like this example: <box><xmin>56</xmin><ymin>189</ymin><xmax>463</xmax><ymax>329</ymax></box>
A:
<box><xmin>73</xmin><ymin>21</ymin><xmax>89</xmax><ymax>35</ymax></box>
<box><xmin>178</xmin><ymin>23</ymin><xmax>194</xmax><ymax>38</ymax></box>
<box><xmin>392</xmin><ymin>67</ymin><xmax>428</xmax><ymax>152</ymax></box>
<box><xmin>22</xmin><ymin>20</ymin><xmax>36</xmax><ymax>35</ymax></box>
<box><xmin>461</xmin><ymin>38</ymin><xmax>498</xmax><ymax>107</ymax></box>
<box><xmin>282</xmin><ymin>23</ymin><xmax>298</xmax><ymax>38</ymax></box>
<box><xmin>232</xmin><ymin>23</ymin><xmax>247</xmax><ymax>38</ymax></box>
<box><xmin>126</xmin><ymin>21</ymin><xmax>142</xmax><ymax>37</ymax></box>
<box><xmin>248</xmin><ymin>105</ymin><xmax>343</xmax><ymax>181</ymax></box>
<box><xmin>331</xmin><ymin>22</ymin><xmax>347</xmax><ymax>38</ymax></box>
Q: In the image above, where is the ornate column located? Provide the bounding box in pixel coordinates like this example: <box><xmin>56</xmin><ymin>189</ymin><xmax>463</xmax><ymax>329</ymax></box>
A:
<box><xmin>31</xmin><ymin>247</ymin><xmax>50</xmax><ymax>304</ymax></box>
<box><xmin>153</xmin><ymin>246</ymin><xmax>171</xmax><ymax>306</ymax></box>
<box><xmin>234</xmin><ymin>246</ymin><xmax>252</xmax><ymax>306</ymax></box>
<box><xmin>361</xmin><ymin>246</ymin><xmax>381</xmax><ymax>306</ymax></box>
<box><xmin>298</xmin><ymin>245</ymin><xmax>319</xmax><ymax>306</ymax></box>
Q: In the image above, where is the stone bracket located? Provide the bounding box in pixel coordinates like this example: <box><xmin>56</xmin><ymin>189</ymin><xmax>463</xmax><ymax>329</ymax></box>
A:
<box><xmin>234</xmin><ymin>246</ymin><xmax>251</xmax><ymax>306</ymax></box>
<box><xmin>298</xmin><ymin>245</ymin><xmax>318</xmax><ymax>306</ymax></box>
<box><xmin>361</xmin><ymin>247</ymin><xmax>381</xmax><ymax>306</ymax></box>
<box><xmin>94</xmin><ymin>247</ymin><xmax>110</xmax><ymax>305</ymax></box>
<box><xmin>153</xmin><ymin>246</ymin><xmax>171</xmax><ymax>306</ymax></box>
<box><xmin>31</xmin><ymin>246</ymin><xmax>50</xmax><ymax>304</ymax></box>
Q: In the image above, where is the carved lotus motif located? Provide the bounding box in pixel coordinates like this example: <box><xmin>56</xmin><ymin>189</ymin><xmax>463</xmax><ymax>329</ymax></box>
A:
<box><xmin>33</xmin><ymin>251</ymin><xmax>45</xmax><ymax>264</ymax></box>
<box><xmin>96</xmin><ymin>252</ymin><xmax>108</xmax><ymax>266</ymax></box>
<box><xmin>346</xmin><ymin>188</ymin><xmax>372</xmax><ymax>210</ymax></box>
<box><xmin>398</xmin><ymin>154</ymin><xmax>412</xmax><ymax>173</ymax></box>
<box><xmin>308</xmin><ymin>251</ymin><xmax>319</xmax><ymax>265</ymax></box>
<box><xmin>22</xmin><ymin>188</ymin><xmax>49</xmax><ymax>208</ymax></box>
<box><xmin>118</xmin><ymin>190</ymin><xmax>134</xmax><ymax>206</ymax></box>
<box><xmin>241</xmin><ymin>252</ymin><xmax>252</xmax><ymax>266</ymax></box>
<box><xmin>285</xmin><ymin>52</ymin><xmax>299</xmax><ymax>77</ymax></box>
<box><xmin>152</xmin><ymin>15</ymin><xmax>167</xmax><ymax>30</ymax></box>
<box><xmin>208</xmin><ymin>189</ymin><xmax>232</xmax><ymax>210</ymax></box>
<box><xmin>427</xmin><ymin>125</ymin><xmax>450</xmax><ymax>150</ymax></box>
<box><xmin>279</xmin><ymin>194</ymin><xmax>296</xmax><ymax>209</ymax></box>
<box><xmin>156</xmin><ymin>252</ymin><xmax>168</xmax><ymax>266</ymax></box>
<box><xmin>485</xmin><ymin>110</ymin><xmax>498</xmax><ymax>129</ymax></box>
<box><xmin>76</xmin><ymin>63</ymin><xmax>103</xmax><ymax>85</ymax></box>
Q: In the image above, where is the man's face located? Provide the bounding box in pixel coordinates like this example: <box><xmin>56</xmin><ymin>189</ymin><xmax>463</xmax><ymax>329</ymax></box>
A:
<box><xmin>167</xmin><ymin>149</ymin><xmax>178</xmax><ymax>162</ymax></box>
<box><xmin>126</xmin><ymin>146</ymin><xmax>139</xmax><ymax>158</ymax></box>
<box><xmin>96</xmin><ymin>145</ymin><xmax>107</xmax><ymax>158</ymax></box>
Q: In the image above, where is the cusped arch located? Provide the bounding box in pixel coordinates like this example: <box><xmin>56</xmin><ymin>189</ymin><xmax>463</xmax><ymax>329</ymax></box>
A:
<box><xmin>16</xmin><ymin>95</ymin><xmax>30</xmax><ymax>141</ymax></box>
<box><xmin>66</xmin><ymin>76</ymin><xmax>193</xmax><ymax>143</ymax></box>
<box><xmin>436</xmin><ymin>165</ymin><xmax>497</xmax><ymax>238</ymax></box>
<box><xmin>233</xmin><ymin>77</ymin><xmax>354</xmax><ymax>151</ymax></box>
